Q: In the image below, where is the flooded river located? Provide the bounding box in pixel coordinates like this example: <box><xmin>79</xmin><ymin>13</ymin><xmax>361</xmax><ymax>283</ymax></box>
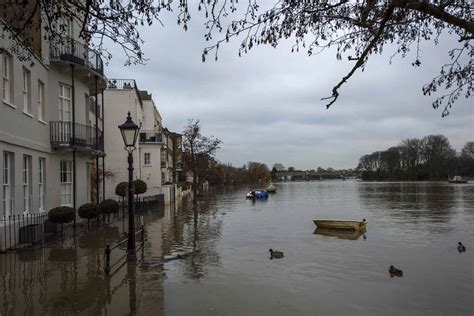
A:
<box><xmin>1</xmin><ymin>181</ymin><xmax>473</xmax><ymax>315</ymax></box>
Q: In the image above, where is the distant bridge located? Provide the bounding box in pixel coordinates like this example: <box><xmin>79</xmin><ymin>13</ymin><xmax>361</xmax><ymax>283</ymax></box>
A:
<box><xmin>273</xmin><ymin>171</ymin><xmax>357</xmax><ymax>181</ymax></box>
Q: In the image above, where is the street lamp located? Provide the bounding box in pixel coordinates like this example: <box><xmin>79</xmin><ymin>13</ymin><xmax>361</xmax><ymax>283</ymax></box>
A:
<box><xmin>118</xmin><ymin>112</ymin><xmax>140</xmax><ymax>262</ymax></box>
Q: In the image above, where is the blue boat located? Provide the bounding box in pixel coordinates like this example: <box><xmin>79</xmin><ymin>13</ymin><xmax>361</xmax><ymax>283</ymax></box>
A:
<box><xmin>246</xmin><ymin>190</ymin><xmax>269</xmax><ymax>199</ymax></box>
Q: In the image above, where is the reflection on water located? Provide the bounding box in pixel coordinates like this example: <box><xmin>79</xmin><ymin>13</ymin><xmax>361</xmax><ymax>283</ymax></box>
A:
<box><xmin>314</xmin><ymin>227</ymin><xmax>366</xmax><ymax>240</ymax></box>
<box><xmin>1</xmin><ymin>182</ymin><xmax>473</xmax><ymax>315</ymax></box>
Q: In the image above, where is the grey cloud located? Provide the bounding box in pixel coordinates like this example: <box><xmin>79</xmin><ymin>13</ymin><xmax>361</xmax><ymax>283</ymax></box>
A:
<box><xmin>103</xmin><ymin>12</ymin><xmax>473</xmax><ymax>170</ymax></box>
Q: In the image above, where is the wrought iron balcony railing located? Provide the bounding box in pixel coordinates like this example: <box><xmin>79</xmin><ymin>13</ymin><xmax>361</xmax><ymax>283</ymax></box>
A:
<box><xmin>107</xmin><ymin>79</ymin><xmax>143</xmax><ymax>106</ymax></box>
<box><xmin>50</xmin><ymin>37</ymin><xmax>104</xmax><ymax>76</ymax></box>
<box><xmin>50</xmin><ymin>121</ymin><xmax>104</xmax><ymax>152</ymax></box>
<box><xmin>139</xmin><ymin>131</ymin><xmax>163</xmax><ymax>144</ymax></box>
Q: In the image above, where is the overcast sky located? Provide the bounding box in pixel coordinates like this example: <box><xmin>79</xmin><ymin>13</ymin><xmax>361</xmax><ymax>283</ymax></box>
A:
<box><xmin>104</xmin><ymin>8</ymin><xmax>473</xmax><ymax>170</ymax></box>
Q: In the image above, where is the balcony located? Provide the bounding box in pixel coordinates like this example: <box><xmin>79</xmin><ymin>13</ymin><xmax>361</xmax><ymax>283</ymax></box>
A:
<box><xmin>139</xmin><ymin>131</ymin><xmax>163</xmax><ymax>144</ymax></box>
<box><xmin>50</xmin><ymin>37</ymin><xmax>104</xmax><ymax>77</ymax></box>
<box><xmin>50</xmin><ymin>121</ymin><xmax>104</xmax><ymax>154</ymax></box>
<box><xmin>107</xmin><ymin>79</ymin><xmax>143</xmax><ymax>107</ymax></box>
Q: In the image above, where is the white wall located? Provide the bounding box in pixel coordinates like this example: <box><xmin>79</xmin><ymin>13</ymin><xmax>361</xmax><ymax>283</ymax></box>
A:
<box><xmin>1</xmin><ymin>25</ymin><xmax>106</xmax><ymax>216</ymax></box>
<box><xmin>103</xmin><ymin>88</ymin><xmax>144</xmax><ymax>199</ymax></box>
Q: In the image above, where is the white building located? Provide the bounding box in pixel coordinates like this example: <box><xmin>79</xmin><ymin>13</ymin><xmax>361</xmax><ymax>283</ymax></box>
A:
<box><xmin>139</xmin><ymin>90</ymin><xmax>164</xmax><ymax>196</ymax></box>
<box><xmin>1</xmin><ymin>9</ymin><xmax>107</xmax><ymax>228</ymax></box>
<box><xmin>103</xmin><ymin>80</ymin><xmax>163</xmax><ymax>200</ymax></box>
<box><xmin>103</xmin><ymin>80</ymin><xmax>185</xmax><ymax>206</ymax></box>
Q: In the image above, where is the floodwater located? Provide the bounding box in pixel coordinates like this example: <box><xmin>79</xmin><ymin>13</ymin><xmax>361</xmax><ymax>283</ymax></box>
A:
<box><xmin>1</xmin><ymin>181</ymin><xmax>473</xmax><ymax>315</ymax></box>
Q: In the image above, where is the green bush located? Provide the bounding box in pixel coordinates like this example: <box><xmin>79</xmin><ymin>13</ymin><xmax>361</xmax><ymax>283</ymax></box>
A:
<box><xmin>48</xmin><ymin>206</ymin><xmax>75</xmax><ymax>224</ymax></box>
<box><xmin>133</xmin><ymin>179</ymin><xmax>147</xmax><ymax>195</ymax></box>
<box><xmin>99</xmin><ymin>199</ymin><xmax>119</xmax><ymax>215</ymax></box>
<box><xmin>115</xmin><ymin>182</ymin><xmax>128</xmax><ymax>197</ymax></box>
<box><xmin>177</xmin><ymin>181</ymin><xmax>188</xmax><ymax>190</ymax></box>
<box><xmin>78</xmin><ymin>203</ymin><xmax>99</xmax><ymax>219</ymax></box>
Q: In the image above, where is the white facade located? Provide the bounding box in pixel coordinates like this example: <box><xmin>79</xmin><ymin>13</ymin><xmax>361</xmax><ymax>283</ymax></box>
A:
<box><xmin>1</xmin><ymin>14</ymin><xmax>107</xmax><ymax>223</ymax></box>
<box><xmin>139</xmin><ymin>91</ymin><xmax>163</xmax><ymax>196</ymax></box>
<box><xmin>103</xmin><ymin>81</ymin><xmax>163</xmax><ymax>199</ymax></box>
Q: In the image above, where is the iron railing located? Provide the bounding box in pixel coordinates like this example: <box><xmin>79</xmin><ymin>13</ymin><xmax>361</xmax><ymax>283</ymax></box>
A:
<box><xmin>1</xmin><ymin>213</ymin><xmax>49</xmax><ymax>251</ymax></box>
<box><xmin>50</xmin><ymin>37</ymin><xmax>104</xmax><ymax>76</ymax></box>
<box><xmin>0</xmin><ymin>195</ymin><xmax>164</xmax><ymax>254</ymax></box>
<box><xmin>139</xmin><ymin>131</ymin><xmax>163</xmax><ymax>143</ymax></box>
<box><xmin>50</xmin><ymin>121</ymin><xmax>104</xmax><ymax>152</ymax></box>
<box><xmin>107</xmin><ymin>79</ymin><xmax>143</xmax><ymax>106</ymax></box>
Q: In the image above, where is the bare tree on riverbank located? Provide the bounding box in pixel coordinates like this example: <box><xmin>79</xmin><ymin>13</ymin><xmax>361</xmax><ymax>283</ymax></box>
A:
<box><xmin>182</xmin><ymin>119</ymin><xmax>221</xmax><ymax>197</ymax></box>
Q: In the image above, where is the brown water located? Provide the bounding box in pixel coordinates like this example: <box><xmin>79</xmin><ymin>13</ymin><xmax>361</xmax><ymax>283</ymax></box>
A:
<box><xmin>1</xmin><ymin>181</ymin><xmax>473</xmax><ymax>315</ymax></box>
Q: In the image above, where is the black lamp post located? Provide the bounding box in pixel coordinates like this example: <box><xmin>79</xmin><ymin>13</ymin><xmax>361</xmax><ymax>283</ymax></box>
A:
<box><xmin>118</xmin><ymin>112</ymin><xmax>140</xmax><ymax>262</ymax></box>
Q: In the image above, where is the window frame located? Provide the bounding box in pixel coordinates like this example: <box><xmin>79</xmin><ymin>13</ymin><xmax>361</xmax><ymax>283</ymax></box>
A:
<box><xmin>59</xmin><ymin>83</ymin><xmax>72</xmax><ymax>122</ymax></box>
<box><xmin>23</xmin><ymin>155</ymin><xmax>32</xmax><ymax>213</ymax></box>
<box><xmin>39</xmin><ymin>158</ymin><xmax>46</xmax><ymax>212</ymax></box>
<box><xmin>22</xmin><ymin>67</ymin><xmax>32</xmax><ymax>114</ymax></box>
<box><xmin>60</xmin><ymin>160</ymin><xmax>73</xmax><ymax>206</ymax></box>
<box><xmin>2</xmin><ymin>152</ymin><xmax>13</xmax><ymax>217</ymax></box>
<box><xmin>38</xmin><ymin>80</ymin><xmax>45</xmax><ymax>122</ymax></box>
<box><xmin>2</xmin><ymin>53</ymin><xmax>13</xmax><ymax>104</ymax></box>
<box><xmin>144</xmin><ymin>152</ymin><xmax>151</xmax><ymax>165</ymax></box>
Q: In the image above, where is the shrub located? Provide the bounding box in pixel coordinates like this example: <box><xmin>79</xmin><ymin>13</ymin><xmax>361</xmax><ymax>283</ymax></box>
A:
<box><xmin>115</xmin><ymin>182</ymin><xmax>128</xmax><ymax>198</ymax></box>
<box><xmin>78</xmin><ymin>203</ymin><xmax>99</xmax><ymax>220</ymax></box>
<box><xmin>99</xmin><ymin>199</ymin><xmax>119</xmax><ymax>215</ymax></box>
<box><xmin>48</xmin><ymin>206</ymin><xmax>75</xmax><ymax>224</ymax></box>
<box><xmin>177</xmin><ymin>181</ymin><xmax>188</xmax><ymax>190</ymax></box>
<box><xmin>133</xmin><ymin>179</ymin><xmax>147</xmax><ymax>195</ymax></box>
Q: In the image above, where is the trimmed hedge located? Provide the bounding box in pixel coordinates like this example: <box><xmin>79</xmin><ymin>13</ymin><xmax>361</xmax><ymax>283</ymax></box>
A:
<box><xmin>99</xmin><ymin>199</ymin><xmax>119</xmax><ymax>215</ymax></box>
<box><xmin>133</xmin><ymin>179</ymin><xmax>147</xmax><ymax>195</ymax></box>
<box><xmin>78</xmin><ymin>203</ymin><xmax>100</xmax><ymax>220</ymax></box>
<box><xmin>115</xmin><ymin>182</ymin><xmax>128</xmax><ymax>197</ymax></box>
<box><xmin>48</xmin><ymin>206</ymin><xmax>75</xmax><ymax>224</ymax></box>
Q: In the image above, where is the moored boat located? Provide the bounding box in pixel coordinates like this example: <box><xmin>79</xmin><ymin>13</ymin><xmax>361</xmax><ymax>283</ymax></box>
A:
<box><xmin>448</xmin><ymin>176</ymin><xmax>468</xmax><ymax>184</ymax></box>
<box><xmin>313</xmin><ymin>219</ymin><xmax>367</xmax><ymax>231</ymax></box>
<box><xmin>246</xmin><ymin>190</ymin><xmax>269</xmax><ymax>199</ymax></box>
<box><xmin>266</xmin><ymin>183</ymin><xmax>277</xmax><ymax>193</ymax></box>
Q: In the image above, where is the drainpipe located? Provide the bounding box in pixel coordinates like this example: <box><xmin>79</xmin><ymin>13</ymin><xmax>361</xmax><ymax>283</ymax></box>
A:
<box><xmin>95</xmin><ymin>76</ymin><xmax>99</xmax><ymax>205</ymax></box>
<box><xmin>71</xmin><ymin>64</ymin><xmax>77</xmax><ymax>227</ymax></box>
<box><xmin>102</xmin><ymin>88</ymin><xmax>105</xmax><ymax>200</ymax></box>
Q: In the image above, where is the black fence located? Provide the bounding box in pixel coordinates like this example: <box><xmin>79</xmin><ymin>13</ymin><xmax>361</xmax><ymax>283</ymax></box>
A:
<box><xmin>1</xmin><ymin>213</ymin><xmax>50</xmax><ymax>252</ymax></box>
<box><xmin>1</xmin><ymin>196</ymin><xmax>163</xmax><ymax>253</ymax></box>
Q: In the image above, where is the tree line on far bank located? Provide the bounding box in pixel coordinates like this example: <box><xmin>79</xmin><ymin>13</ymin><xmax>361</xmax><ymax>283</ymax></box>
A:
<box><xmin>180</xmin><ymin>119</ymin><xmax>271</xmax><ymax>194</ymax></box>
<box><xmin>358</xmin><ymin>136</ymin><xmax>473</xmax><ymax>181</ymax></box>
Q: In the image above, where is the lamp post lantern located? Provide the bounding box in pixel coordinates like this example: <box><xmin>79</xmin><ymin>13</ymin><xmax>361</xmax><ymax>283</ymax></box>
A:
<box><xmin>118</xmin><ymin>112</ymin><xmax>140</xmax><ymax>262</ymax></box>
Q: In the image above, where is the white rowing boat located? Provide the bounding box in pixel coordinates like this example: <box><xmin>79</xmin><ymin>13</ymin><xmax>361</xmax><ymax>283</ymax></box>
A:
<box><xmin>313</xmin><ymin>219</ymin><xmax>367</xmax><ymax>231</ymax></box>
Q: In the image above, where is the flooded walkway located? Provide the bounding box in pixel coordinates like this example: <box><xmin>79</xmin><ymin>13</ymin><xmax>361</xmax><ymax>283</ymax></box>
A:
<box><xmin>1</xmin><ymin>182</ymin><xmax>473</xmax><ymax>315</ymax></box>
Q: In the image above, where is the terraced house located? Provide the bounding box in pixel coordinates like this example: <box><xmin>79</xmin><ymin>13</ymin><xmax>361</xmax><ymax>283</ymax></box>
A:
<box><xmin>103</xmin><ymin>80</ymin><xmax>183</xmax><ymax>206</ymax></box>
<box><xmin>0</xmin><ymin>3</ymin><xmax>107</xmax><ymax>248</ymax></box>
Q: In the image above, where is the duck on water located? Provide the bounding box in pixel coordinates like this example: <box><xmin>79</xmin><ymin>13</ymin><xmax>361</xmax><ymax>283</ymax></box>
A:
<box><xmin>269</xmin><ymin>249</ymin><xmax>284</xmax><ymax>259</ymax></box>
<box><xmin>389</xmin><ymin>265</ymin><xmax>403</xmax><ymax>277</ymax></box>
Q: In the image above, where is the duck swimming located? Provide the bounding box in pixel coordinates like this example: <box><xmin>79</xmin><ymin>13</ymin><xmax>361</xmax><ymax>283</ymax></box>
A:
<box><xmin>458</xmin><ymin>242</ymin><xmax>466</xmax><ymax>253</ymax></box>
<box><xmin>269</xmin><ymin>249</ymin><xmax>284</xmax><ymax>259</ymax></box>
<box><xmin>389</xmin><ymin>265</ymin><xmax>403</xmax><ymax>277</ymax></box>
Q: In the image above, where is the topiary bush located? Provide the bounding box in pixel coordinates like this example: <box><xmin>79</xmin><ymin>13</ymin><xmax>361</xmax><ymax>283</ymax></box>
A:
<box><xmin>78</xmin><ymin>203</ymin><xmax>99</xmax><ymax>219</ymax></box>
<box><xmin>48</xmin><ymin>206</ymin><xmax>75</xmax><ymax>224</ymax></box>
<box><xmin>100</xmin><ymin>199</ymin><xmax>119</xmax><ymax>215</ymax></box>
<box><xmin>78</xmin><ymin>203</ymin><xmax>99</xmax><ymax>228</ymax></box>
<box><xmin>115</xmin><ymin>182</ymin><xmax>128</xmax><ymax>198</ymax></box>
<box><xmin>133</xmin><ymin>179</ymin><xmax>147</xmax><ymax>195</ymax></box>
